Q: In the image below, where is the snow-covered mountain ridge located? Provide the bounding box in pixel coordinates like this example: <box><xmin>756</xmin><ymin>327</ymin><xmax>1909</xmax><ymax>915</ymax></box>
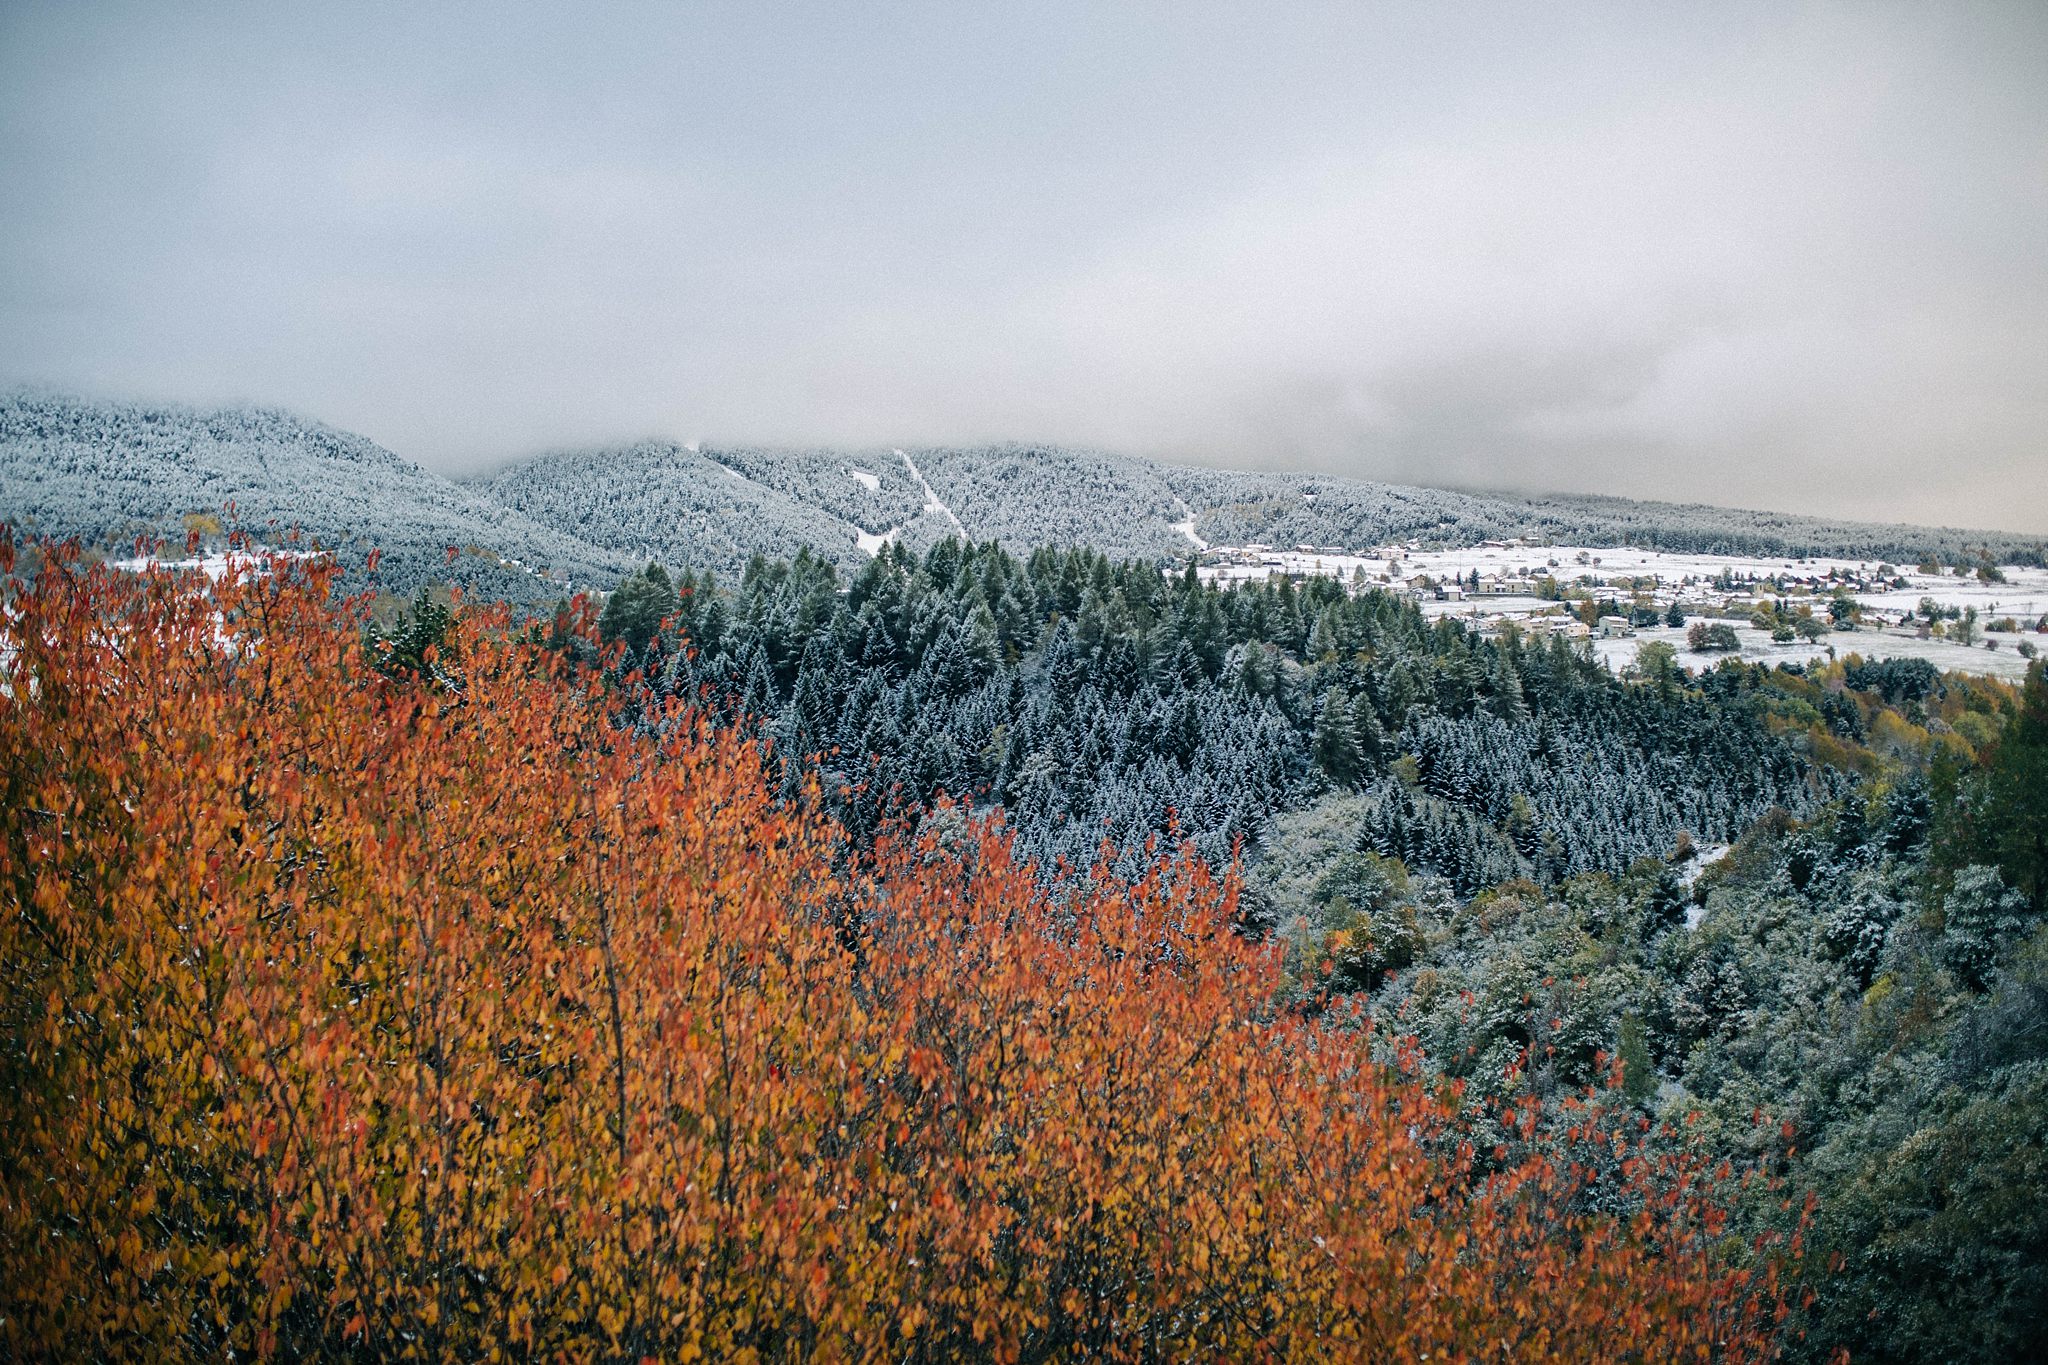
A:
<box><xmin>3</xmin><ymin>391</ymin><xmax>2041</xmax><ymax>595</ymax></box>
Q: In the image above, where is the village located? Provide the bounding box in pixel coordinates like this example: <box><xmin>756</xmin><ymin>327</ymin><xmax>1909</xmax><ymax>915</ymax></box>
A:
<box><xmin>1195</xmin><ymin>538</ymin><xmax>2048</xmax><ymax>681</ymax></box>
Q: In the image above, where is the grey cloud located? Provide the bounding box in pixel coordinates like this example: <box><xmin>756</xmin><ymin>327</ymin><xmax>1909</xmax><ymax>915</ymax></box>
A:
<box><xmin>1</xmin><ymin>0</ymin><xmax>2042</xmax><ymax>530</ymax></box>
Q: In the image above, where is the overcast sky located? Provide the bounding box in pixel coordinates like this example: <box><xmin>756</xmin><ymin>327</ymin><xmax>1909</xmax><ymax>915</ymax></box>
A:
<box><xmin>2</xmin><ymin>1</ymin><xmax>2043</xmax><ymax>531</ymax></box>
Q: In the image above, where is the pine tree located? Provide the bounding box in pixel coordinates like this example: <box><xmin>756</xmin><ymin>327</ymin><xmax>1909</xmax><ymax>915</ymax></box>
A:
<box><xmin>1487</xmin><ymin>645</ymin><xmax>1528</xmax><ymax>721</ymax></box>
<box><xmin>599</xmin><ymin>562</ymin><xmax>680</xmax><ymax>653</ymax></box>
<box><xmin>1315</xmin><ymin>689</ymin><xmax>1365</xmax><ymax>787</ymax></box>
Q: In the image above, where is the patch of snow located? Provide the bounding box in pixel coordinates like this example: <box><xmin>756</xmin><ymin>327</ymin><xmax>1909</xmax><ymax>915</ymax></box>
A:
<box><xmin>855</xmin><ymin>526</ymin><xmax>900</xmax><ymax>557</ymax></box>
<box><xmin>1674</xmin><ymin>842</ymin><xmax>1732</xmax><ymax>929</ymax></box>
<box><xmin>110</xmin><ymin>549</ymin><xmax>325</xmax><ymax>581</ymax></box>
<box><xmin>1677</xmin><ymin>842</ymin><xmax>1731</xmax><ymax>891</ymax></box>
<box><xmin>1170</xmin><ymin>496</ymin><xmax>1208</xmax><ymax>550</ymax></box>
<box><xmin>847</xmin><ymin>466</ymin><xmax>881</xmax><ymax>492</ymax></box>
<box><xmin>684</xmin><ymin>439</ymin><xmax>701</xmax><ymax>453</ymax></box>
<box><xmin>1590</xmin><ymin>623</ymin><xmax>2040</xmax><ymax>683</ymax></box>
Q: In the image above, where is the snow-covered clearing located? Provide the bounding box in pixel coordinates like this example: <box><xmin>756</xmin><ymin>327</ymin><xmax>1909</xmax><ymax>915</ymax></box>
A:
<box><xmin>1677</xmin><ymin>843</ymin><xmax>1732</xmax><ymax>891</ymax></box>
<box><xmin>1170</xmin><ymin>496</ymin><xmax>1207</xmax><ymax>550</ymax></box>
<box><xmin>897</xmin><ymin>449</ymin><xmax>965</xmax><ymax>533</ymax></box>
<box><xmin>1672</xmin><ymin>844</ymin><xmax>1733</xmax><ymax>929</ymax></box>
<box><xmin>847</xmin><ymin>467</ymin><xmax>880</xmax><ymax>492</ymax></box>
<box><xmin>855</xmin><ymin>526</ymin><xmax>900</xmax><ymax>557</ymax></box>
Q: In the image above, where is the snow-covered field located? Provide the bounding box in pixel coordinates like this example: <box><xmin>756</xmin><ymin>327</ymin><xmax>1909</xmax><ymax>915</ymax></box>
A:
<box><xmin>1198</xmin><ymin>542</ymin><xmax>2047</xmax><ymax>681</ymax></box>
<box><xmin>1593</xmin><ymin>623</ymin><xmax>2039</xmax><ymax>682</ymax></box>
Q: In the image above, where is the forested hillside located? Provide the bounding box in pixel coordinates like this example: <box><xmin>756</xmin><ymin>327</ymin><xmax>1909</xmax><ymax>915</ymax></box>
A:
<box><xmin>471</xmin><ymin>440</ymin><xmax>951</xmax><ymax>575</ymax></box>
<box><xmin>6</xmin><ymin>514</ymin><xmax>2042</xmax><ymax>1356</ymax></box>
<box><xmin>490</xmin><ymin>438</ymin><xmax>2047</xmax><ymax>575</ymax></box>
<box><xmin>588</xmin><ymin>537</ymin><xmax>2048</xmax><ymax>1361</ymax></box>
<box><xmin>1166</xmin><ymin>464</ymin><xmax>2047</xmax><ymax>565</ymax></box>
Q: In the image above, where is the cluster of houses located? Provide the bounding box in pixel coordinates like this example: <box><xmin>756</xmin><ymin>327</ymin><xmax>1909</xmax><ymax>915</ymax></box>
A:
<box><xmin>1195</xmin><ymin>538</ymin><xmax>1967</xmax><ymax>640</ymax></box>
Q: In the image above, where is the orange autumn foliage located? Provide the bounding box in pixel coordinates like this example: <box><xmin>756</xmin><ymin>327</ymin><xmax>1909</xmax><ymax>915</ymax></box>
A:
<box><xmin>1</xmin><ymin>546</ymin><xmax>1799</xmax><ymax>1361</ymax></box>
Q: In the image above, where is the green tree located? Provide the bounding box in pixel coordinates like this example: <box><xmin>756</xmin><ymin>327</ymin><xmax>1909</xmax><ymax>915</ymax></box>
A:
<box><xmin>1313</xmin><ymin>689</ymin><xmax>1365</xmax><ymax>786</ymax></box>
<box><xmin>368</xmin><ymin>584</ymin><xmax>455</xmax><ymax>684</ymax></box>
<box><xmin>599</xmin><ymin>563</ymin><xmax>681</xmax><ymax>653</ymax></box>
<box><xmin>1635</xmin><ymin>640</ymin><xmax>1681</xmax><ymax>700</ymax></box>
<box><xmin>1487</xmin><ymin>645</ymin><xmax>1528</xmax><ymax>720</ymax></box>
<box><xmin>1687</xmin><ymin>621</ymin><xmax>1740</xmax><ymax>652</ymax></box>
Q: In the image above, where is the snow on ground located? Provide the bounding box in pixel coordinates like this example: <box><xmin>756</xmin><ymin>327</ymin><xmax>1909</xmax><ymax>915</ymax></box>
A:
<box><xmin>897</xmin><ymin>449</ymin><xmax>966</xmax><ymax>532</ymax></box>
<box><xmin>847</xmin><ymin>466</ymin><xmax>880</xmax><ymax>492</ymax></box>
<box><xmin>1678</xmin><ymin>843</ymin><xmax>1732</xmax><ymax>891</ymax></box>
<box><xmin>110</xmin><ymin>549</ymin><xmax>326</xmax><ymax>580</ymax></box>
<box><xmin>855</xmin><ymin>526</ymin><xmax>900</xmax><ymax>557</ymax></box>
<box><xmin>1677</xmin><ymin>842</ymin><xmax>1733</xmax><ymax>928</ymax></box>
<box><xmin>1404</xmin><ymin>545</ymin><xmax>2048</xmax><ymax>619</ymax></box>
<box><xmin>1596</xmin><ymin>623</ymin><xmax>2039</xmax><ymax>682</ymax></box>
<box><xmin>1169</xmin><ymin>496</ymin><xmax>1207</xmax><ymax>550</ymax></box>
<box><xmin>1229</xmin><ymin>543</ymin><xmax>2048</xmax><ymax>616</ymax></box>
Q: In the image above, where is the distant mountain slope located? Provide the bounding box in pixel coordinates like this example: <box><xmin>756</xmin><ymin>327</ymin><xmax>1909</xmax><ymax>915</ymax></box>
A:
<box><xmin>468</xmin><ymin>440</ymin><xmax>957</xmax><ymax>577</ymax></box>
<box><xmin>0</xmin><ymin>392</ymin><xmax>626</xmax><ymax>600</ymax></box>
<box><xmin>466</xmin><ymin>439</ymin><xmax>1215</xmax><ymax>575</ymax></box>
<box><xmin>708</xmin><ymin>446</ymin><xmax>929</xmax><ymax>534</ymax></box>
<box><xmin>4</xmin><ymin>392</ymin><xmax>2040</xmax><ymax>593</ymax></box>
<box><xmin>912</xmin><ymin>444</ymin><xmax>1194</xmax><ymax>560</ymax></box>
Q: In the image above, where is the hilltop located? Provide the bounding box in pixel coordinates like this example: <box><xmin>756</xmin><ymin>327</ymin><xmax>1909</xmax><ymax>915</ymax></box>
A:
<box><xmin>0</xmin><ymin>392</ymin><xmax>626</xmax><ymax>601</ymax></box>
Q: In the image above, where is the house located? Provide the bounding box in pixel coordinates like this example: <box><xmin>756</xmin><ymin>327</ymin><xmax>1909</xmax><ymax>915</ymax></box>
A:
<box><xmin>1597</xmin><ymin>615</ymin><xmax>1635</xmax><ymax>637</ymax></box>
<box><xmin>1561</xmin><ymin>620</ymin><xmax>1593</xmax><ymax>640</ymax></box>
